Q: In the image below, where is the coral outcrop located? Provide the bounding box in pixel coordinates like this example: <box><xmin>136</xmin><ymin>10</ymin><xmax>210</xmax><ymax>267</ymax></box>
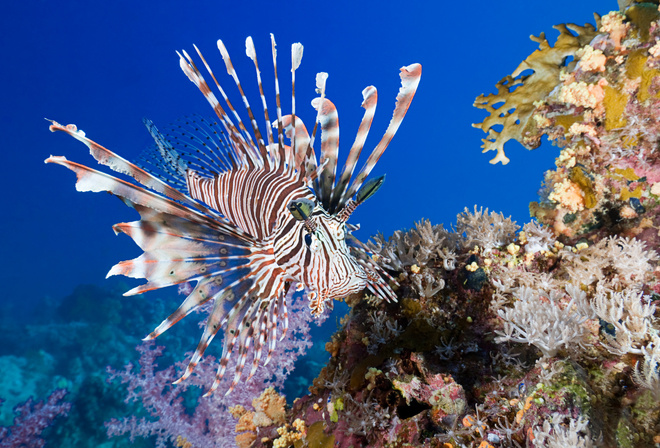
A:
<box><xmin>238</xmin><ymin>2</ymin><xmax>660</xmax><ymax>447</ymax></box>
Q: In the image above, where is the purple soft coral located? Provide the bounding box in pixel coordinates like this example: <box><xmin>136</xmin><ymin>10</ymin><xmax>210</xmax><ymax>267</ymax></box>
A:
<box><xmin>105</xmin><ymin>295</ymin><xmax>316</xmax><ymax>448</ymax></box>
<box><xmin>0</xmin><ymin>389</ymin><xmax>71</xmax><ymax>448</ymax></box>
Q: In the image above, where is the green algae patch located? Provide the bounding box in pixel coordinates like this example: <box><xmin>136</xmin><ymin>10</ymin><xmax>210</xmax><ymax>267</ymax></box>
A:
<box><xmin>615</xmin><ymin>416</ymin><xmax>635</xmax><ymax>448</ymax></box>
<box><xmin>329</xmin><ymin>397</ymin><xmax>344</xmax><ymax>423</ymax></box>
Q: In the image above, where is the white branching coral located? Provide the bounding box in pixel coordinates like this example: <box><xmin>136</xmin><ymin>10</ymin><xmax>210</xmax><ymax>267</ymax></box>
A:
<box><xmin>494</xmin><ymin>285</ymin><xmax>593</xmax><ymax>358</ymax></box>
<box><xmin>533</xmin><ymin>414</ymin><xmax>595</xmax><ymax>448</ymax></box>
<box><xmin>366</xmin><ymin>310</ymin><xmax>403</xmax><ymax>355</ymax></box>
<box><xmin>563</xmin><ymin>236</ymin><xmax>657</xmax><ymax>288</ymax></box>
<box><xmin>367</xmin><ymin>219</ymin><xmax>457</xmax><ymax>271</ymax></box>
<box><xmin>633</xmin><ymin>335</ymin><xmax>660</xmax><ymax>399</ymax></box>
<box><xmin>456</xmin><ymin>206</ymin><xmax>519</xmax><ymax>253</ymax></box>
<box><xmin>410</xmin><ymin>267</ymin><xmax>445</xmax><ymax>299</ymax></box>
<box><xmin>521</xmin><ymin>220</ymin><xmax>556</xmax><ymax>254</ymax></box>
<box><xmin>593</xmin><ymin>285</ymin><xmax>656</xmax><ymax>355</ymax></box>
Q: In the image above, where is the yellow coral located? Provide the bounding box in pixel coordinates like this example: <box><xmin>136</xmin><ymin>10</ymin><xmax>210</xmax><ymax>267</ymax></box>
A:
<box><xmin>175</xmin><ymin>435</ymin><xmax>193</xmax><ymax>448</ymax></box>
<box><xmin>273</xmin><ymin>419</ymin><xmax>306</xmax><ymax>448</ymax></box>
<box><xmin>465</xmin><ymin>261</ymin><xmax>479</xmax><ymax>272</ymax></box>
<box><xmin>235</xmin><ymin>432</ymin><xmax>257</xmax><ymax>448</ymax></box>
<box><xmin>232</xmin><ymin>388</ymin><xmax>288</xmax><ymax>448</ymax></box>
<box><xmin>506</xmin><ymin>243</ymin><xmax>520</xmax><ymax>255</ymax></box>
<box><xmin>252</xmin><ymin>386</ymin><xmax>286</xmax><ymax>425</ymax></box>
<box><xmin>473</xmin><ymin>22</ymin><xmax>598</xmax><ymax>164</ymax></box>
<box><xmin>603</xmin><ymin>85</ymin><xmax>629</xmax><ymax>130</ymax></box>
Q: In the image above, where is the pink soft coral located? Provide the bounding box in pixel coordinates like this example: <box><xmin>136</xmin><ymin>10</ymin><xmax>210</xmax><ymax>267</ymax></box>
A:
<box><xmin>0</xmin><ymin>389</ymin><xmax>71</xmax><ymax>448</ymax></box>
<box><xmin>105</xmin><ymin>295</ymin><xmax>315</xmax><ymax>448</ymax></box>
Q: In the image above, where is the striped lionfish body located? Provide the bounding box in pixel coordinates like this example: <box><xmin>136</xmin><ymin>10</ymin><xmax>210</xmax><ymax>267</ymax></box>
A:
<box><xmin>47</xmin><ymin>35</ymin><xmax>421</xmax><ymax>394</ymax></box>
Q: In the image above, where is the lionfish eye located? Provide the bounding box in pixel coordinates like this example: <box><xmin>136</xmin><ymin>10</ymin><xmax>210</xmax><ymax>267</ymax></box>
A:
<box><xmin>304</xmin><ymin>233</ymin><xmax>313</xmax><ymax>246</ymax></box>
<box><xmin>287</xmin><ymin>198</ymin><xmax>315</xmax><ymax>221</ymax></box>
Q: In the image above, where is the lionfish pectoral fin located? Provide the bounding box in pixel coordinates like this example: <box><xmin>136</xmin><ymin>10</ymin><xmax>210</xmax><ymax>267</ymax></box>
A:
<box><xmin>174</xmin><ymin>287</ymin><xmax>239</xmax><ymax>385</ymax></box>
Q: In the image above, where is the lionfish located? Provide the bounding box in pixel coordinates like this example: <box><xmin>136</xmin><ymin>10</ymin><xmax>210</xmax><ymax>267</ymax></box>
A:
<box><xmin>47</xmin><ymin>35</ymin><xmax>421</xmax><ymax>395</ymax></box>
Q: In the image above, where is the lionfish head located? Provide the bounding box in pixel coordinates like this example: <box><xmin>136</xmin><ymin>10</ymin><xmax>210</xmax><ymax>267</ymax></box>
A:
<box><xmin>287</xmin><ymin>175</ymin><xmax>387</xmax><ymax>314</ymax></box>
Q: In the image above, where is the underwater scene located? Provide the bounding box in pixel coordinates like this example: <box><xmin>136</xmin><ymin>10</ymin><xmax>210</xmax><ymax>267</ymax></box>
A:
<box><xmin>5</xmin><ymin>0</ymin><xmax>660</xmax><ymax>446</ymax></box>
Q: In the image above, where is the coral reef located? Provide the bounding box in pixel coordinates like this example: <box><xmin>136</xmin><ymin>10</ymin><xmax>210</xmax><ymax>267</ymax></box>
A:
<box><xmin>227</xmin><ymin>2</ymin><xmax>660</xmax><ymax>447</ymax></box>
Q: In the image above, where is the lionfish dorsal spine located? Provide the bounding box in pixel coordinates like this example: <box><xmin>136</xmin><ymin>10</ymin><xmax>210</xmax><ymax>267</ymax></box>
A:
<box><xmin>269</xmin><ymin>34</ymin><xmax>288</xmax><ymax>167</ymax></box>
<box><xmin>313</xmin><ymin>96</ymin><xmax>340</xmax><ymax>207</ymax></box>
<box><xmin>245</xmin><ymin>36</ymin><xmax>275</xmax><ymax>150</ymax></box>
<box><xmin>179</xmin><ymin>48</ymin><xmax>258</xmax><ymax>169</ymax></box>
<box><xmin>290</xmin><ymin>42</ymin><xmax>304</xmax><ymax>168</ymax></box>
<box><xmin>331</xmin><ymin>85</ymin><xmax>378</xmax><ymax>211</ymax></box>
<box><xmin>343</xmin><ymin>63</ymin><xmax>422</xmax><ymax>202</ymax></box>
<box><xmin>216</xmin><ymin>39</ymin><xmax>268</xmax><ymax>159</ymax></box>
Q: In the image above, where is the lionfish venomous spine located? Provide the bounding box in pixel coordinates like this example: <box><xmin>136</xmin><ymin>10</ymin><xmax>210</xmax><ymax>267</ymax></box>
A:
<box><xmin>47</xmin><ymin>35</ymin><xmax>421</xmax><ymax>395</ymax></box>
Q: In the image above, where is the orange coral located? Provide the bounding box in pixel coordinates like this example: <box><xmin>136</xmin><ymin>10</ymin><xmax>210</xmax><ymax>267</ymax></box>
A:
<box><xmin>231</xmin><ymin>388</ymin><xmax>287</xmax><ymax>448</ymax></box>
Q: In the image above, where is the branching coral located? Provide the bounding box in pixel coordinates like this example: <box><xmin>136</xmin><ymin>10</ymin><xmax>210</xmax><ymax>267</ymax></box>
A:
<box><xmin>633</xmin><ymin>335</ymin><xmax>660</xmax><ymax>399</ymax></box>
<box><xmin>532</xmin><ymin>414</ymin><xmax>596</xmax><ymax>448</ymax></box>
<box><xmin>494</xmin><ymin>286</ymin><xmax>593</xmax><ymax>358</ymax></box>
<box><xmin>367</xmin><ymin>219</ymin><xmax>456</xmax><ymax>271</ymax></box>
<box><xmin>562</xmin><ymin>236</ymin><xmax>657</xmax><ymax>288</ymax></box>
<box><xmin>0</xmin><ymin>389</ymin><xmax>71</xmax><ymax>448</ymax></box>
<box><xmin>593</xmin><ymin>285</ymin><xmax>656</xmax><ymax>355</ymax></box>
<box><xmin>105</xmin><ymin>295</ymin><xmax>314</xmax><ymax>448</ymax></box>
<box><xmin>473</xmin><ymin>21</ymin><xmax>599</xmax><ymax>164</ymax></box>
<box><xmin>456</xmin><ymin>206</ymin><xmax>520</xmax><ymax>253</ymax></box>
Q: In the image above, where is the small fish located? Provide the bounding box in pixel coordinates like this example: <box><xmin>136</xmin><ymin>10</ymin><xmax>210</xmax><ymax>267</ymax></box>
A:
<box><xmin>47</xmin><ymin>35</ymin><xmax>421</xmax><ymax>395</ymax></box>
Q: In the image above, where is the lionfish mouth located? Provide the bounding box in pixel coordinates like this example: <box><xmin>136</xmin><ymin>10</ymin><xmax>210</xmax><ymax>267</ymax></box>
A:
<box><xmin>47</xmin><ymin>34</ymin><xmax>420</xmax><ymax>395</ymax></box>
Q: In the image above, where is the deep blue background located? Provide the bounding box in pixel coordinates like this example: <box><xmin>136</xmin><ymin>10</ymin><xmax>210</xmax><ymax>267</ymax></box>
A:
<box><xmin>1</xmin><ymin>0</ymin><xmax>606</xmax><ymax>309</ymax></box>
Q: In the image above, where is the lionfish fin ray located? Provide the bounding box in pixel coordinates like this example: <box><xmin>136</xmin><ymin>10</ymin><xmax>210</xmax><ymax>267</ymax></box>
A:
<box><xmin>331</xmin><ymin>86</ymin><xmax>378</xmax><ymax>212</ymax></box>
<box><xmin>311</xmin><ymin>97</ymin><xmax>339</xmax><ymax>209</ymax></box>
<box><xmin>215</xmin><ymin>39</ymin><xmax>267</xmax><ymax>159</ymax></box>
<box><xmin>345</xmin><ymin>63</ymin><xmax>421</xmax><ymax>200</ymax></box>
<box><xmin>48</xmin><ymin>122</ymin><xmax>219</xmax><ymax>217</ymax></box>
<box><xmin>245</xmin><ymin>36</ymin><xmax>275</xmax><ymax>150</ymax></box>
